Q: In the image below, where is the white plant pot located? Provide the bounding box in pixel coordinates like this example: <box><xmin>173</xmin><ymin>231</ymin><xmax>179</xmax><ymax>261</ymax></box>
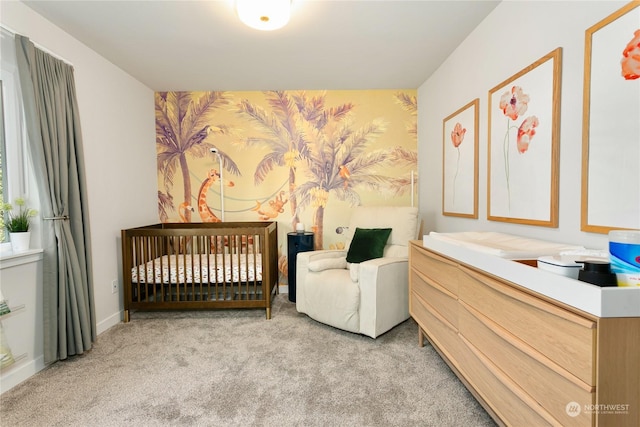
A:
<box><xmin>10</xmin><ymin>232</ymin><xmax>31</xmax><ymax>253</ymax></box>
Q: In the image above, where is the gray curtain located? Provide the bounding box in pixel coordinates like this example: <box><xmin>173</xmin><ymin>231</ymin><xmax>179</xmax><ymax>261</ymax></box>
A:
<box><xmin>15</xmin><ymin>35</ymin><xmax>95</xmax><ymax>363</ymax></box>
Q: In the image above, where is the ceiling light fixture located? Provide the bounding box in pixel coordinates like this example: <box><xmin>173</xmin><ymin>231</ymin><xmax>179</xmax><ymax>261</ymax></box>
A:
<box><xmin>236</xmin><ymin>0</ymin><xmax>291</xmax><ymax>31</ymax></box>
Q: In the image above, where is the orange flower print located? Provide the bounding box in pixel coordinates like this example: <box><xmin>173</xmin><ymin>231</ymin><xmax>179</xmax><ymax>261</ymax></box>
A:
<box><xmin>499</xmin><ymin>85</ymin><xmax>534</xmax><ymax>210</ymax></box>
<box><xmin>517</xmin><ymin>116</ymin><xmax>539</xmax><ymax>153</ymax></box>
<box><xmin>450</xmin><ymin>122</ymin><xmax>466</xmax><ymax>204</ymax></box>
<box><xmin>451</xmin><ymin>122</ymin><xmax>466</xmax><ymax>148</ymax></box>
<box><xmin>621</xmin><ymin>29</ymin><xmax>640</xmax><ymax>80</ymax></box>
<box><xmin>499</xmin><ymin>86</ymin><xmax>530</xmax><ymax>120</ymax></box>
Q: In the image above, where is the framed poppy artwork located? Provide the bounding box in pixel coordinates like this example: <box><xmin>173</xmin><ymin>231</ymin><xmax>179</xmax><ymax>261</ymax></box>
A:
<box><xmin>442</xmin><ymin>98</ymin><xmax>478</xmax><ymax>218</ymax></box>
<box><xmin>487</xmin><ymin>47</ymin><xmax>562</xmax><ymax>227</ymax></box>
<box><xmin>581</xmin><ymin>1</ymin><xmax>640</xmax><ymax>233</ymax></box>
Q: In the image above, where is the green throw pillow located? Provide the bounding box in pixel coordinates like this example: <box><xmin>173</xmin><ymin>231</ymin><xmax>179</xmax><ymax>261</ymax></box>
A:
<box><xmin>346</xmin><ymin>228</ymin><xmax>392</xmax><ymax>263</ymax></box>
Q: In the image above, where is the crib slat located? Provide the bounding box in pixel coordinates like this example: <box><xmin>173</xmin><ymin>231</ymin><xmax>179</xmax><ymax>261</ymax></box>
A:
<box><xmin>136</xmin><ymin>236</ymin><xmax>144</xmax><ymax>303</ymax></box>
<box><xmin>158</xmin><ymin>236</ymin><xmax>163</xmax><ymax>301</ymax></box>
<box><xmin>147</xmin><ymin>237</ymin><xmax>156</xmax><ymax>303</ymax></box>
<box><xmin>197</xmin><ymin>235</ymin><xmax>202</xmax><ymax>300</ymax></box>
<box><xmin>252</xmin><ymin>234</ymin><xmax>258</xmax><ymax>299</ymax></box>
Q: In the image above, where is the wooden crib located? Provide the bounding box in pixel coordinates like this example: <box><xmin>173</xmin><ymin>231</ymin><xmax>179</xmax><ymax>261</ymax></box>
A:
<box><xmin>121</xmin><ymin>221</ymin><xmax>278</xmax><ymax>322</ymax></box>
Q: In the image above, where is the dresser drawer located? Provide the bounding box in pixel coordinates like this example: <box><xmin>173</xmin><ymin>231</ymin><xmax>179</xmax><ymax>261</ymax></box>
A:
<box><xmin>459</xmin><ymin>265</ymin><xmax>596</xmax><ymax>386</ymax></box>
<box><xmin>411</xmin><ymin>270</ymin><xmax>458</xmax><ymax>329</ymax></box>
<box><xmin>410</xmin><ymin>245</ymin><xmax>460</xmax><ymax>295</ymax></box>
<box><xmin>411</xmin><ymin>291</ymin><xmax>461</xmax><ymax>367</ymax></box>
<box><xmin>460</xmin><ymin>302</ymin><xmax>594</xmax><ymax>426</ymax></box>
<box><xmin>458</xmin><ymin>334</ymin><xmax>558</xmax><ymax>427</ymax></box>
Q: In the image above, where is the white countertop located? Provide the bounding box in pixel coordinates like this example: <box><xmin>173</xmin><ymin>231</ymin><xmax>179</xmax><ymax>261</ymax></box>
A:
<box><xmin>421</xmin><ymin>236</ymin><xmax>640</xmax><ymax>318</ymax></box>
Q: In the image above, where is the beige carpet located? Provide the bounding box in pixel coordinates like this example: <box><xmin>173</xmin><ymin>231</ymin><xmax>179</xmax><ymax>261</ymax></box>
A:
<box><xmin>0</xmin><ymin>294</ymin><xmax>495</xmax><ymax>426</ymax></box>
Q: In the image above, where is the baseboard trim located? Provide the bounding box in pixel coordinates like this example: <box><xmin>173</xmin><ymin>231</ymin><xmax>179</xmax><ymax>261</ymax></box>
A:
<box><xmin>0</xmin><ymin>355</ymin><xmax>45</xmax><ymax>394</ymax></box>
<box><xmin>97</xmin><ymin>310</ymin><xmax>122</xmax><ymax>335</ymax></box>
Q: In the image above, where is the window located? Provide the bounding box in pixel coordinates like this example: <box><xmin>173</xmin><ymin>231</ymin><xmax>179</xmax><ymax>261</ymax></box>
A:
<box><xmin>1</xmin><ymin>28</ymin><xmax>37</xmax><ymax>248</ymax></box>
<box><xmin>0</xmin><ymin>82</ymin><xmax>6</xmax><ymax>242</ymax></box>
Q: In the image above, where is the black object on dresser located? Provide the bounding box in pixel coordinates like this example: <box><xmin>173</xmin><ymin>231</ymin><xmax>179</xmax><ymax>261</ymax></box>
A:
<box><xmin>287</xmin><ymin>232</ymin><xmax>314</xmax><ymax>302</ymax></box>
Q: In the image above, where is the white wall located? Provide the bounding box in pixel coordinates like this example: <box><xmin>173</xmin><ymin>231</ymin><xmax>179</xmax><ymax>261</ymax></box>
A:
<box><xmin>1</xmin><ymin>1</ymin><xmax>158</xmax><ymax>334</ymax></box>
<box><xmin>1</xmin><ymin>253</ymin><xmax>44</xmax><ymax>393</ymax></box>
<box><xmin>418</xmin><ymin>0</ymin><xmax>628</xmax><ymax>250</ymax></box>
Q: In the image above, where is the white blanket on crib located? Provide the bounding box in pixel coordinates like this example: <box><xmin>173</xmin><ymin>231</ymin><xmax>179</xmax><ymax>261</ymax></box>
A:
<box><xmin>131</xmin><ymin>254</ymin><xmax>262</xmax><ymax>284</ymax></box>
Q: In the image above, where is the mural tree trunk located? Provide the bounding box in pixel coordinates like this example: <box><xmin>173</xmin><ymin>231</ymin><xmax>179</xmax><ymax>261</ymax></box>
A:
<box><xmin>289</xmin><ymin>167</ymin><xmax>299</xmax><ymax>229</ymax></box>
<box><xmin>313</xmin><ymin>206</ymin><xmax>325</xmax><ymax>250</ymax></box>
<box><xmin>179</xmin><ymin>153</ymin><xmax>192</xmax><ymax>222</ymax></box>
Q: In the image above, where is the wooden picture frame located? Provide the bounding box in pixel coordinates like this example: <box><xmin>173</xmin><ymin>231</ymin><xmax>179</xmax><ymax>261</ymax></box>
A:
<box><xmin>581</xmin><ymin>1</ymin><xmax>640</xmax><ymax>233</ymax></box>
<box><xmin>487</xmin><ymin>48</ymin><xmax>562</xmax><ymax>227</ymax></box>
<box><xmin>442</xmin><ymin>98</ymin><xmax>479</xmax><ymax>218</ymax></box>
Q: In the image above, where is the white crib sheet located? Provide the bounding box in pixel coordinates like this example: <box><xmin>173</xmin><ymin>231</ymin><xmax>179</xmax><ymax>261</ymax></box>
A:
<box><xmin>131</xmin><ymin>253</ymin><xmax>262</xmax><ymax>284</ymax></box>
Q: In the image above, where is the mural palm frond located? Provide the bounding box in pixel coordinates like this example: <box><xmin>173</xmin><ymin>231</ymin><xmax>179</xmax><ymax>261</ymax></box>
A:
<box><xmin>337</xmin><ymin>118</ymin><xmax>387</xmax><ymax>167</ymax></box>
<box><xmin>169</xmin><ymin>92</ymin><xmax>188</xmax><ymax>138</ymax></box>
<box><xmin>183</xmin><ymin>92</ymin><xmax>232</xmax><ymax>142</ymax></box>
<box><xmin>295</xmin><ymin>92</ymin><xmax>355</xmax><ymax>131</ymax></box>
<box><xmin>407</xmin><ymin>123</ymin><xmax>417</xmax><ymax>140</ymax></box>
<box><xmin>332</xmin><ymin>187</ymin><xmax>362</xmax><ymax>206</ymax></box>
<box><xmin>237</xmin><ymin>100</ymin><xmax>289</xmax><ymax>145</ymax></box>
<box><xmin>345</xmin><ymin>149</ymin><xmax>392</xmax><ymax>174</ymax></box>
<box><xmin>157</xmin><ymin>150</ymin><xmax>178</xmax><ymax>193</ymax></box>
<box><xmin>158</xmin><ymin>190</ymin><xmax>173</xmax><ymax>222</ymax></box>
<box><xmin>327</xmin><ymin>104</ymin><xmax>355</xmax><ymax>123</ymax></box>
<box><xmin>394</xmin><ymin>92</ymin><xmax>417</xmax><ymax>115</ymax></box>
<box><xmin>254</xmin><ymin>152</ymin><xmax>284</xmax><ymax>185</ymax></box>
<box><xmin>292</xmin><ymin>180</ymin><xmax>319</xmax><ymax>211</ymax></box>
<box><xmin>395</xmin><ymin>92</ymin><xmax>418</xmax><ymax>141</ymax></box>
<box><xmin>298</xmin><ymin>119</ymin><xmax>325</xmax><ymax>160</ymax></box>
<box><xmin>265</xmin><ymin>91</ymin><xmax>298</xmax><ymax>136</ymax></box>
<box><xmin>157</xmin><ymin>146</ymin><xmax>178</xmax><ymax>167</ymax></box>
<box><xmin>292</xmin><ymin>91</ymin><xmax>326</xmax><ymax>123</ymax></box>
<box><xmin>218</xmin><ymin>150</ymin><xmax>242</xmax><ymax>177</ymax></box>
<box><xmin>155</xmin><ymin>96</ymin><xmax>179</xmax><ymax>150</ymax></box>
<box><xmin>387</xmin><ymin>175</ymin><xmax>417</xmax><ymax>196</ymax></box>
<box><xmin>243</xmin><ymin>136</ymin><xmax>285</xmax><ymax>147</ymax></box>
<box><xmin>390</xmin><ymin>146</ymin><xmax>418</xmax><ymax>165</ymax></box>
<box><xmin>351</xmin><ymin>173</ymin><xmax>397</xmax><ymax>188</ymax></box>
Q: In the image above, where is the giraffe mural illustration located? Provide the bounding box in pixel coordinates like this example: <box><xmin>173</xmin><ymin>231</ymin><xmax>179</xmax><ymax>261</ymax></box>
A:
<box><xmin>196</xmin><ymin>169</ymin><xmax>235</xmax><ymax>223</ymax></box>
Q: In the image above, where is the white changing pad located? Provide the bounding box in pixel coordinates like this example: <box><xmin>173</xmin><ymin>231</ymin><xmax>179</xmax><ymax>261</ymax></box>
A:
<box><xmin>427</xmin><ymin>231</ymin><xmax>585</xmax><ymax>260</ymax></box>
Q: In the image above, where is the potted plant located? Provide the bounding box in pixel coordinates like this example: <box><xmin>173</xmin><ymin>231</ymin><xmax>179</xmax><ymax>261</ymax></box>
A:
<box><xmin>1</xmin><ymin>198</ymin><xmax>37</xmax><ymax>253</ymax></box>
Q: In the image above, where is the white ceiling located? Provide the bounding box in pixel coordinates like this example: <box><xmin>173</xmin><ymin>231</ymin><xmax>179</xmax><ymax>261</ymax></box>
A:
<box><xmin>22</xmin><ymin>0</ymin><xmax>500</xmax><ymax>91</ymax></box>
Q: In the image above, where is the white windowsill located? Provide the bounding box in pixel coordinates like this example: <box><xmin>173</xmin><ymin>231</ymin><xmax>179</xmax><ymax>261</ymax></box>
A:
<box><xmin>0</xmin><ymin>244</ymin><xmax>44</xmax><ymax>269</ymax></box>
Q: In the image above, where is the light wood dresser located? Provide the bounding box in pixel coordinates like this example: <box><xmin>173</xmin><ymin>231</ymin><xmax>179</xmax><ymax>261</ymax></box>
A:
<box><xmin>409</xmin><ymin>239</ymin><xmax>640</xmax><ymax>427</ymax></box>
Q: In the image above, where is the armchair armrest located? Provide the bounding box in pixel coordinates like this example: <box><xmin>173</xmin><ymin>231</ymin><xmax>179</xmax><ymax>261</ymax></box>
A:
<box><xmin>357</xmin><ymin>257</ymin><xmax>410</xmax><ymax>338</ymax></box>
<box><xmin>296</xmin><ymin>250</ymin><xmax>347</xmax><ymax>313</ymax></box>
<box><xmin>298</xmin><ymin>249</ymin><xmax>347</xmax><ymax>264</ymax></box>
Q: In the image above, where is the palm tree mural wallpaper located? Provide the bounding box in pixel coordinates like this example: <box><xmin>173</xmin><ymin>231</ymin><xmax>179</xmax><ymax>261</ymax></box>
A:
<box><xmin>156</xmin><ymin>91</ymin><xmax>240</xmax><ymax>223</ymax></box>
<box><xmin>156</xmin><ymin>89</ymin><xmax>417</xmax><ymax>279</ymax></box>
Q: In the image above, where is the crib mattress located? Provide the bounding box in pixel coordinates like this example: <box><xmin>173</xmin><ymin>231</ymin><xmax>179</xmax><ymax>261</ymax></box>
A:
<box><xmin>131</xmin><ymin>253</ymin><xmax>262</xmax><ymax>284</ymax></box>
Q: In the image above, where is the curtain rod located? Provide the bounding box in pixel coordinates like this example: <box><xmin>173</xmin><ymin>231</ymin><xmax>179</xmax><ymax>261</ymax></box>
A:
<box><xmin>1</xmin><ymin>23</ymin><xmax>74</xmax><ymax>66</ymax></box>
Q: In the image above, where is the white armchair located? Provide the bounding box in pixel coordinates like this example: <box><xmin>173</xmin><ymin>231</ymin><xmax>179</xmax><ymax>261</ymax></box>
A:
<box><xmin>296</xmin><ymin>206</ymin><xmax>419</xmax><ymax>338</ymax></box>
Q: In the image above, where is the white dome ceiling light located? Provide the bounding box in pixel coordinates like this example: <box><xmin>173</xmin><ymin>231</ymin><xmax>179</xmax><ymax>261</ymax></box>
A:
<box><xmin>236</xmin><ymin>0</ymin><xmax>292</xmax><ymax>31</ymax></box>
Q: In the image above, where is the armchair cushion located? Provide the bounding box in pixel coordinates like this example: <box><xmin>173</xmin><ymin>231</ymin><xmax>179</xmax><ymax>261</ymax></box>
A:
<box><xmin>345</xmin><ymin>228</ymin><xmax>392</xmax><ymax>263</ymax></box>
<box><xmin>308</xmin><ymin>257</ymin><xmax>347</xmax><ymax>272</ymax></box>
